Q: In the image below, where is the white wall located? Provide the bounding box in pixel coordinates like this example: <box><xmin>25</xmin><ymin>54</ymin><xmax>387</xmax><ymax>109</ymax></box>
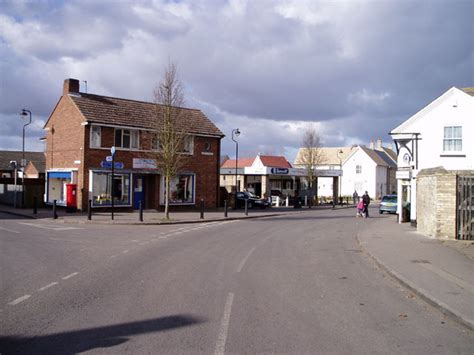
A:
<box><xmin>341</xmin><ymin>148</ymin><xmax>377</xmax><ymax>198</ymax></box>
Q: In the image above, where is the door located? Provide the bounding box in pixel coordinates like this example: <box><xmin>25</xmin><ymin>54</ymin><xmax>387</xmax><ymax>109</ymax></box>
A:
<box><xmin>133</xmin><ymin>176</ymin><xmax>145</xmax><ymax>209</ymax></box>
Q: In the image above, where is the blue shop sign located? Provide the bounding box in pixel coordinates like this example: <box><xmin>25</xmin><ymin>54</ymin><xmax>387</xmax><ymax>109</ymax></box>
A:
<box><xmin>271</xmin><ymin>168</ymin><xmax>289</xmax><ymax>174</ymax></box>
<box><xmin>100</xmin><ymin>161</ymin><xmax>124</xmax><ymax>169</ymax></box>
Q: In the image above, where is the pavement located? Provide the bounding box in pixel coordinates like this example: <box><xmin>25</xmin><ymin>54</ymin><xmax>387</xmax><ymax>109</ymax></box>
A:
<box><xmin>1</xmin><ymin>203</ymin><xmax>473</xmax><ymax>331</ymax></box>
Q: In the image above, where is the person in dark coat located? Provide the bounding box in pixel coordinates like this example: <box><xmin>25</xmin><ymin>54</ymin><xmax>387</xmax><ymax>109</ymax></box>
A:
<box><xmin>362</xmin><ymin>191</ymin><xmax>371</xmax><ymax>217</ymax></box>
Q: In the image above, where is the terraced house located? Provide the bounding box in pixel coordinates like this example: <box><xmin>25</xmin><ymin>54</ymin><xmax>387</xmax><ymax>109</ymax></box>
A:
<box><xmin>43</xmin><ymin>78</ymin><xmax>224</xmax><ymax>211</ymax></box>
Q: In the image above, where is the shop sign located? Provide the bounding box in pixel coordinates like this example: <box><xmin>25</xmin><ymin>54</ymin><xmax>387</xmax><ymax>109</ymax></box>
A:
<box><xmin>100</xmin><ymin>161</ymin><xmax>124</xmax><ymax>169</ymax></box>
<box><xmin>396</xmin><ymin>170</ymin><xmax>411</xmax><ymax>179</ymax></box>
<box><xmin>133</xmin><ymin>158</ymin><xmax>157</xmax><ymax>169</ymax></box>
<box><xmin>271</xmin><ymin>168</ymin><xmax>289</xmax><ymax>175</ymax></box>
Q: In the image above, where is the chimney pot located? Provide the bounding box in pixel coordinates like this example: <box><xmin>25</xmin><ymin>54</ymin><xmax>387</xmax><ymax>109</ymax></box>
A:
<box><xmin>63</xmin><ymin>78</ymin><xmax>80</xmax><ymax>95</ymax></box>
<box><xmin>377</xmin><ymin>138</ymin><xmax>382</xmax><ymax>150</ymax></box>
<box><xmin>369</xmin><ymin>140</ymin><xmax>374</xmax><ymax>149</ymax></box>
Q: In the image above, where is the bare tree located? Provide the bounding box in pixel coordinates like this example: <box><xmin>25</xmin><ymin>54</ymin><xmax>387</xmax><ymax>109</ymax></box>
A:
<box><xmin>300</xmin><ymin>124</ymin><xmax>324</xmax><ymax>207</ymax></box>
<box><xmin>153</xmin><ymin>62</ymin><xmax>187</xmax><ymax>220</ymax></box>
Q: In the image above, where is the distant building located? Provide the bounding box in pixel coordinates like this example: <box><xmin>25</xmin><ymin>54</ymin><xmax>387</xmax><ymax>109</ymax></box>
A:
<box><xmin>0</xmin><ymin>151</ymin><xmax>45</xmax><ymax>178</ymax></box>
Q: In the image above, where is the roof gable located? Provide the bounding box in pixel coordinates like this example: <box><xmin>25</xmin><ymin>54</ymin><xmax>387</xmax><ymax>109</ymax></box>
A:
<box><xmin>391</xmin><ymin>87</ymin><xmax>472</xmax><ymax>134</ymax></box>
<box><xmin>258</xmin><ymin>155</ymin><xmax>292</xmax><ymax>168</ymax></box>
<box><xmin>221</xmin><ymin>157</ymin><xmax>255</xmax><ymax>169</ymax></box>
<box><xmin>0</xmin><ymin>151</ymin><xmax>45</xmax><ymax>171</ymax></box>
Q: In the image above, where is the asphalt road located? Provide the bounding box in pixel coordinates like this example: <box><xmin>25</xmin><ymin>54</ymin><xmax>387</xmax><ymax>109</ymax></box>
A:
<box><xmin>0</xmin><ymin>209</ymin><xmax>472</xmax><ymax>354</ymax></box>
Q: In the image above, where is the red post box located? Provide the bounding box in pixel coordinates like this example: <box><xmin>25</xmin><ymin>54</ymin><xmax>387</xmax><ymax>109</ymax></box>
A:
<box><xmin>66</xmin><ymin>183</ymin><xmax>77</xmax><ymax>211</ymax></box>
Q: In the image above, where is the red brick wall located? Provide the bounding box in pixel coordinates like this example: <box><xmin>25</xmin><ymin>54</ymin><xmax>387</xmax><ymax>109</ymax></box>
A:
<box><xmin>46</xmin><ymin>98</ymin><xmax>221</xmax><ymax>210</ymax></box>
<box><xmin>44</xmin><ymin>96</ymin><xmax>86</xmax><ymax>207</ymax></box>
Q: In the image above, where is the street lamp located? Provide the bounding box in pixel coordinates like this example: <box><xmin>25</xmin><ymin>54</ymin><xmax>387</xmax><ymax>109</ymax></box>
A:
<box><xmin>337</xmin><ymin>149</ymin><xmax>343</xmax><ymax>205</ymax></box>
<box><xmin>20</xmin><ymin>109</ymin><xmax>32</xmax><ymax>208</ymax></box>
<box><xmin>231</xmin><ymin>129</ymin><xmax>240</xmax><ymax>192</ymax></box>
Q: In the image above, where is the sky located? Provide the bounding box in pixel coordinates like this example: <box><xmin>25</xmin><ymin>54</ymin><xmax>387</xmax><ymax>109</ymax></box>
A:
<box><xmin>0</xmin><ymin>0</ymin><xmax>473</xmax><ymax>163</ymax></box>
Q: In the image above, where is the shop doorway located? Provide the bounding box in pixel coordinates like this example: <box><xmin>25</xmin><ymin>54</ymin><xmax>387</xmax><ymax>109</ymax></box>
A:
<box><xmin>133</xmin><ymin>175</ymin><xmax>145</xmax><ymax>209</ymax></box>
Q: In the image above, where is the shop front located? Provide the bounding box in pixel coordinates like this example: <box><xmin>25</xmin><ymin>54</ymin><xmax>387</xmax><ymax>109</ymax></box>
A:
<box><xmin>46</xmin><ymin>170</ymin><xmax>76</xmax><ymax>206</ymax></box>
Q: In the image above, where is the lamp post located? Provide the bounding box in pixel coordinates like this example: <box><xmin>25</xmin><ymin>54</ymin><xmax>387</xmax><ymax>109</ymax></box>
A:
<box><xmin>231</xmin><ymin>128</ymin><xmax>240</xmax><ymax>192</ymax></box>
<box><xmin>20</xmin><ymin>109</ymin><xmax>32</xmax><ymax>208</ymax></box>
<box><xmin>337</xmin><ymin>149</ymin><xmax>343</xmax><ymax>205</ymax></box>
<box><xmin>111</xmin><ymin>146</ymin><xmax>116</xmax><ymax>220</ymax></box>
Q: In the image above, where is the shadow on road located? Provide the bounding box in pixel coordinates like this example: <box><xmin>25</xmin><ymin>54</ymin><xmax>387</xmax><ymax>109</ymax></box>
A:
<box><xmin>0</xmin><ymin>314</ymin><xmax>205</xmax><ymax>355</ymax></box>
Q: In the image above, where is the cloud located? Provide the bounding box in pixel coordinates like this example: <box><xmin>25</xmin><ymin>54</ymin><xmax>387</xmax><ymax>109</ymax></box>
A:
<box><xmin>0</xmin><ymin>0</ymin><xmax>472</xmax><ymax>160</ymax></box>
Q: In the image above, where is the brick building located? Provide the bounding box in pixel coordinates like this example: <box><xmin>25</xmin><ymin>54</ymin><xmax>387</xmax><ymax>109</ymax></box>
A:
<box><xmin>43</xmin><ymin>78</ymin><xmax>224</xmax><ymax>211</ymax></box>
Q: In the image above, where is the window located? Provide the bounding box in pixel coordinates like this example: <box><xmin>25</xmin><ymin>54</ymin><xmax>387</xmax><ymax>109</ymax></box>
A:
<box><xmin>115</xmin><ymin>129</ymin><xmax>139</xmax><ymax>149</ymax></box>
<box><xmin>180</xmin><ymin>136</ymin><xmax>193</xmax><ymax>154</ymax></box>
<box><xmin>151</xmin><ymin>134</ymin><xmax>160</xmax><ymax>151</ymax></box>
<box><xmin>92</xmin><ymin>172</ymin><xmax>130</xmax><ymax>206</ymax></box>
<box><xmin>90</xmin><ymin>126</ymin><xmax>101</xmax><ymax>148</ymax></box>
<box><xmin>443</xmin><ymin>126</ymin><xmax>462</xmax><ymax>152</ymax></box>
<box><xmin>160</xmin><ymin>174</ymin><xmax>195</xmax><ymax>205</ymax></box>
<box><xmin>356</xmin><ymin>165</ymin><xmax>362</xmax><ymax>174</ymax></box>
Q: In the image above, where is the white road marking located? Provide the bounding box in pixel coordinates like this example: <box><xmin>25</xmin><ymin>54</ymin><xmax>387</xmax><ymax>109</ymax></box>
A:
<box><xmin>19</xmin><ymin>222</ymin><xmax>82</xmax><ymax>231</ymax></box>
<box><xmin>215</xmin><ymin>292</ymin><xmax>234</xmax><ymax>355</ymax></box>
<box><xmin>420</xmin><ymin>263</ymin><xmax>474</xmax><ymax>294</ymax></box>
<box><xmin>38</xmin><ymin>282</ymin><xmax>58</xmax><ymax>291</ymax></box>
<box><xmin>122</xmin><ymin>249</ymin><xmax>130</xmax><ymax>254</ymax></box>
<box><xmin>110</xmin><ymin>254</ymin><xmax>119</xmax><ymax>258</ymax></box>
<box><xmin>0</xmin><ymin>226</ymin><xmax>20</xmax><ymax>234</ymax></box>
<box><xmin>237</xmin><ymin>247</ymin><xmax>257</xmax><ymax>273</ymax></box>
<box><xmin>8</xmin><ymin>295</ymin><xmax>31</xmax><ymax>305</ymax></box>
<box><xmin>62</xmin><ymin>272</ymin><xmax>79</xmax><ymax>280</ymax></box>
<box><xmin>159</xmin><ymin>236</ymin><xmax>168</xmax><ymax>239</ymax></box>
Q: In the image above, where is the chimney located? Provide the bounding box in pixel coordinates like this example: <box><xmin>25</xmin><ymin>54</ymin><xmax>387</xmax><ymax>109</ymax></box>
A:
<box><xmin>369</xmin><ymin>140</ymin><xmax>374</xmax><ymax>150</ymax></box>
<box><xmin>377</xmin><ymin>138</ymin><xmax>382</xmax><ymax>150</ymax></box>
<box><xmin>63</xmin><ymin>78</ymin><xmax>80</xmax><ymax>95</ymax></box>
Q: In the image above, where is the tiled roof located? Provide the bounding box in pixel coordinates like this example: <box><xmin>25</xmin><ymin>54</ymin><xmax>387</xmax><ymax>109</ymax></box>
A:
<box><xmin>259</xmin><ymin>155</ymin><xmax>292</xmax><ymax>168</ymax></box>
<box><xmin>70</xmin><ymin>93</ymin><xmax>224</xmax><ymax>137</ymax></box>
<box><xmin>0</xmin><ymin>151</ymin><xmax>46</xmax><ymax>171</ymax></box>
<box><xmin>461</xmin><ymin>87</ymin><xmax>474</xmax><ymax>97</ymax></box>
<box><xmin>359</xmin><ymin>146</ymin><xmax>397</xmax><ymax>167</ymax></box>
<box><xmin>221</xmin><ymin>158</ymin><xmax>255</xmax><ymax>169</ymax></box>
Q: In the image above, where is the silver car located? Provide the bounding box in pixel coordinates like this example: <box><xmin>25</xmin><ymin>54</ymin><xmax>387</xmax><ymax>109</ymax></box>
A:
<box><xmin>379</xmin><ymin>195</ymin><xmax>397</xmax><ymax>214</ymax></box>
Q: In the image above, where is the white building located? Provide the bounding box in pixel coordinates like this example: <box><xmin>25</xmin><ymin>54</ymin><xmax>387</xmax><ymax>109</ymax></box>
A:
<box><xmin>294</xmin><ymin>142</ymin><xmax>396</xmax><ymax>200</ymax></box>
<box><xmin>390</xmin><ymin>87</ymin><xmax>474</xmax><ymax>223</ymax></box>
<box><xmin>341</xmin><ymin>143</ymin><xmax>397</xmax><ymax>199</ymax></box>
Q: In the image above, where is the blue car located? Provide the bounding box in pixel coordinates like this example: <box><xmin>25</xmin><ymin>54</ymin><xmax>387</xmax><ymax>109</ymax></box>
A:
<box><xmin>379</xmin><ymin>195</ymin><xmax>397</xmax><ymax>214</ymax></box>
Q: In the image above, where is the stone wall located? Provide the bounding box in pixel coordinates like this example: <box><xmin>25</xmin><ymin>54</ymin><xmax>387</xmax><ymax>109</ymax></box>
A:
<box><xmin>417</xmin><ymin>167</ymin><xmax>457</xmax><ymax>239</ymax></box>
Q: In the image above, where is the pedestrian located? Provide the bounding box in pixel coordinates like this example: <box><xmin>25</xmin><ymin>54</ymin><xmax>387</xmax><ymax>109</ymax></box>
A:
<box><xmin>356</xmin><ymin>199</ymin><xmax>365</xmax><ymax>217</ymax></box>
<box><xmin>352</xmin><ymin>190</ymin><xmax>359</xmax><ymax>205</ymax></box>
<box><xmin>362</xmin><ymin>191</ymin><xmax>371</xmax><ymax>218</ymax></box>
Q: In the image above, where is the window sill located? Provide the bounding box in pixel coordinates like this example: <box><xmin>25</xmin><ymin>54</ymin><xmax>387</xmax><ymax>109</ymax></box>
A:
<box><xmin>440</xmin><ymin>153</ymin><xmax>466</xmax><ymax>157</ymax></box>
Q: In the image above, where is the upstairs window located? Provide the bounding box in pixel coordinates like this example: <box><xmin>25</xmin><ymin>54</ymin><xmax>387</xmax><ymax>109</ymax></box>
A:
<box><xmin>356</xmin><ymin>165</ymin><xmax>362</xmax><ymax>174</ymax></box>
<box><xmin>443</xmin><ymin>126</ymin><xmax>462</xmax><ymax>152</ymax></box>
<box><xmin>179</xmin><ymin>136</ymin><xmax>194</xmax><ymax>154</ymax></box>
<box><xmin>115</xmin><ymin>129</ymin><xmax>139</xmax><ymax>149</ymax></box>
<box><xmin>90</xmin><ymin>126</ymin><xmax>101</xmax><ymax>148</ymax></box>
<box><xmin>151</xmin><ymin>133</ymin><xmax>160</xmax><ymax>151</ymax></box>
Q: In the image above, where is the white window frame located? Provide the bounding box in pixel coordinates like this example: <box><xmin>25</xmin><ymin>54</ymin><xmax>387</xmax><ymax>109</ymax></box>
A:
<box><xmin>115</xmin><ymin>128</ymin><xmax>140</xmax><ymax>150</ymax></box>
<box><xmin>90</xmin><ymin>125</ymin><xmax>101</xmax><ymax>148</ymax></box>
<box><xmin>151</xmin><ymin>133</ymin><xmax>160</xmax><ymax>151</ymax></box>
<box><xmin>179</xmin><ymin>135</ymin><xmax>194</xmax><ymax>155</ymax></box>
<box><xmin>443</xmin><ymin>126</ymin><xmax>462</xmax><ymax>152</ymax></box>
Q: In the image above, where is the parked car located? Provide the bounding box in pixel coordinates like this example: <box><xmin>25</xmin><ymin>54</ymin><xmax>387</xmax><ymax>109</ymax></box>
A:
<box><xmin>236</xmin><ymin>191</ymin><xmax>270</xmax><ymax>209</ymax></box>
<box><xmin>379</xmin><ymin>195</ymin><xmax>397</xmax><ymax>214</ymax></box>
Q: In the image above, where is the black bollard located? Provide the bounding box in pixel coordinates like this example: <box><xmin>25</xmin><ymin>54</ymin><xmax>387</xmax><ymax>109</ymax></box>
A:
<box><xmin>53</xmin><ymin>199</ymin><xmax>58</xmax><ymax>219</ymax></box>
<box><xmin>139</xmin><ymin>200</ymin><xmax>143</xmax><ymax>222</ymax></box>
<box><xmin>224</xmin><ymin>200</ymin><xmax>228</xmax><ymax>218</ymax></box>
<box><xmin>88</xmin><ymin>199</ymin><xmax>92</xmax><ymax>220</ymax></box>
<box><xmin>245</xmin><ymin>199</ymin><xmax>248</xmax><ymax>216</ymax></box>
<box><xmin>200</xmin><ymin>199</ymin><xmax>204</xmax><ymax>219</ymax></box>
<box><xmin>33</xmin><ymin>196</ymin><xmax>37</xmax><ymax>215</ymax></box>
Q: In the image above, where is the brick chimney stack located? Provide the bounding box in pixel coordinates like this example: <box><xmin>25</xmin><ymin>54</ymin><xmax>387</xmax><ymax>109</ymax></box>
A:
<box><xmin>63</xmin><ymin>78</ymin><xmax>80</xmax><ymax>95</ymax></box>
<box><xmin>369</xmin><ymin>140</ymin><xmax>374</xmax><ymax>149</ymax></box>
<box><xmin>377</xmin><ymin>138</ymin><xmax>382</xmax><ymax>150</ymax></box>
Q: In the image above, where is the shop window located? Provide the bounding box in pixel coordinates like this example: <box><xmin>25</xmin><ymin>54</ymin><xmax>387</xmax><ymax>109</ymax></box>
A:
<box><xmin>161</xmin><ymin>174</ymin><xmax>195</xmax><ymax>205</ymax></box>
<box><xmin>443</xmin><ymin>126</ymin><xmax>462</xmax><ymax>152</ymax></box>
<box><xmin>90</xmin><ymin>126</ymin><xmax>101</xmax><ymax>148</ymax></box>
<box><xmin>46</xmin><ymin>171</ymin><xmax>72</xmax><ymax>205</ymax></box>
<box><xmin>115</xmin><ymin>129</ymin><xmax>139</xmax><ymax>149</ymax></box>
<box><xmin>92</xmin><ymin>172</ymin><xmax>130</xmax><ymax>206</ymax></box>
